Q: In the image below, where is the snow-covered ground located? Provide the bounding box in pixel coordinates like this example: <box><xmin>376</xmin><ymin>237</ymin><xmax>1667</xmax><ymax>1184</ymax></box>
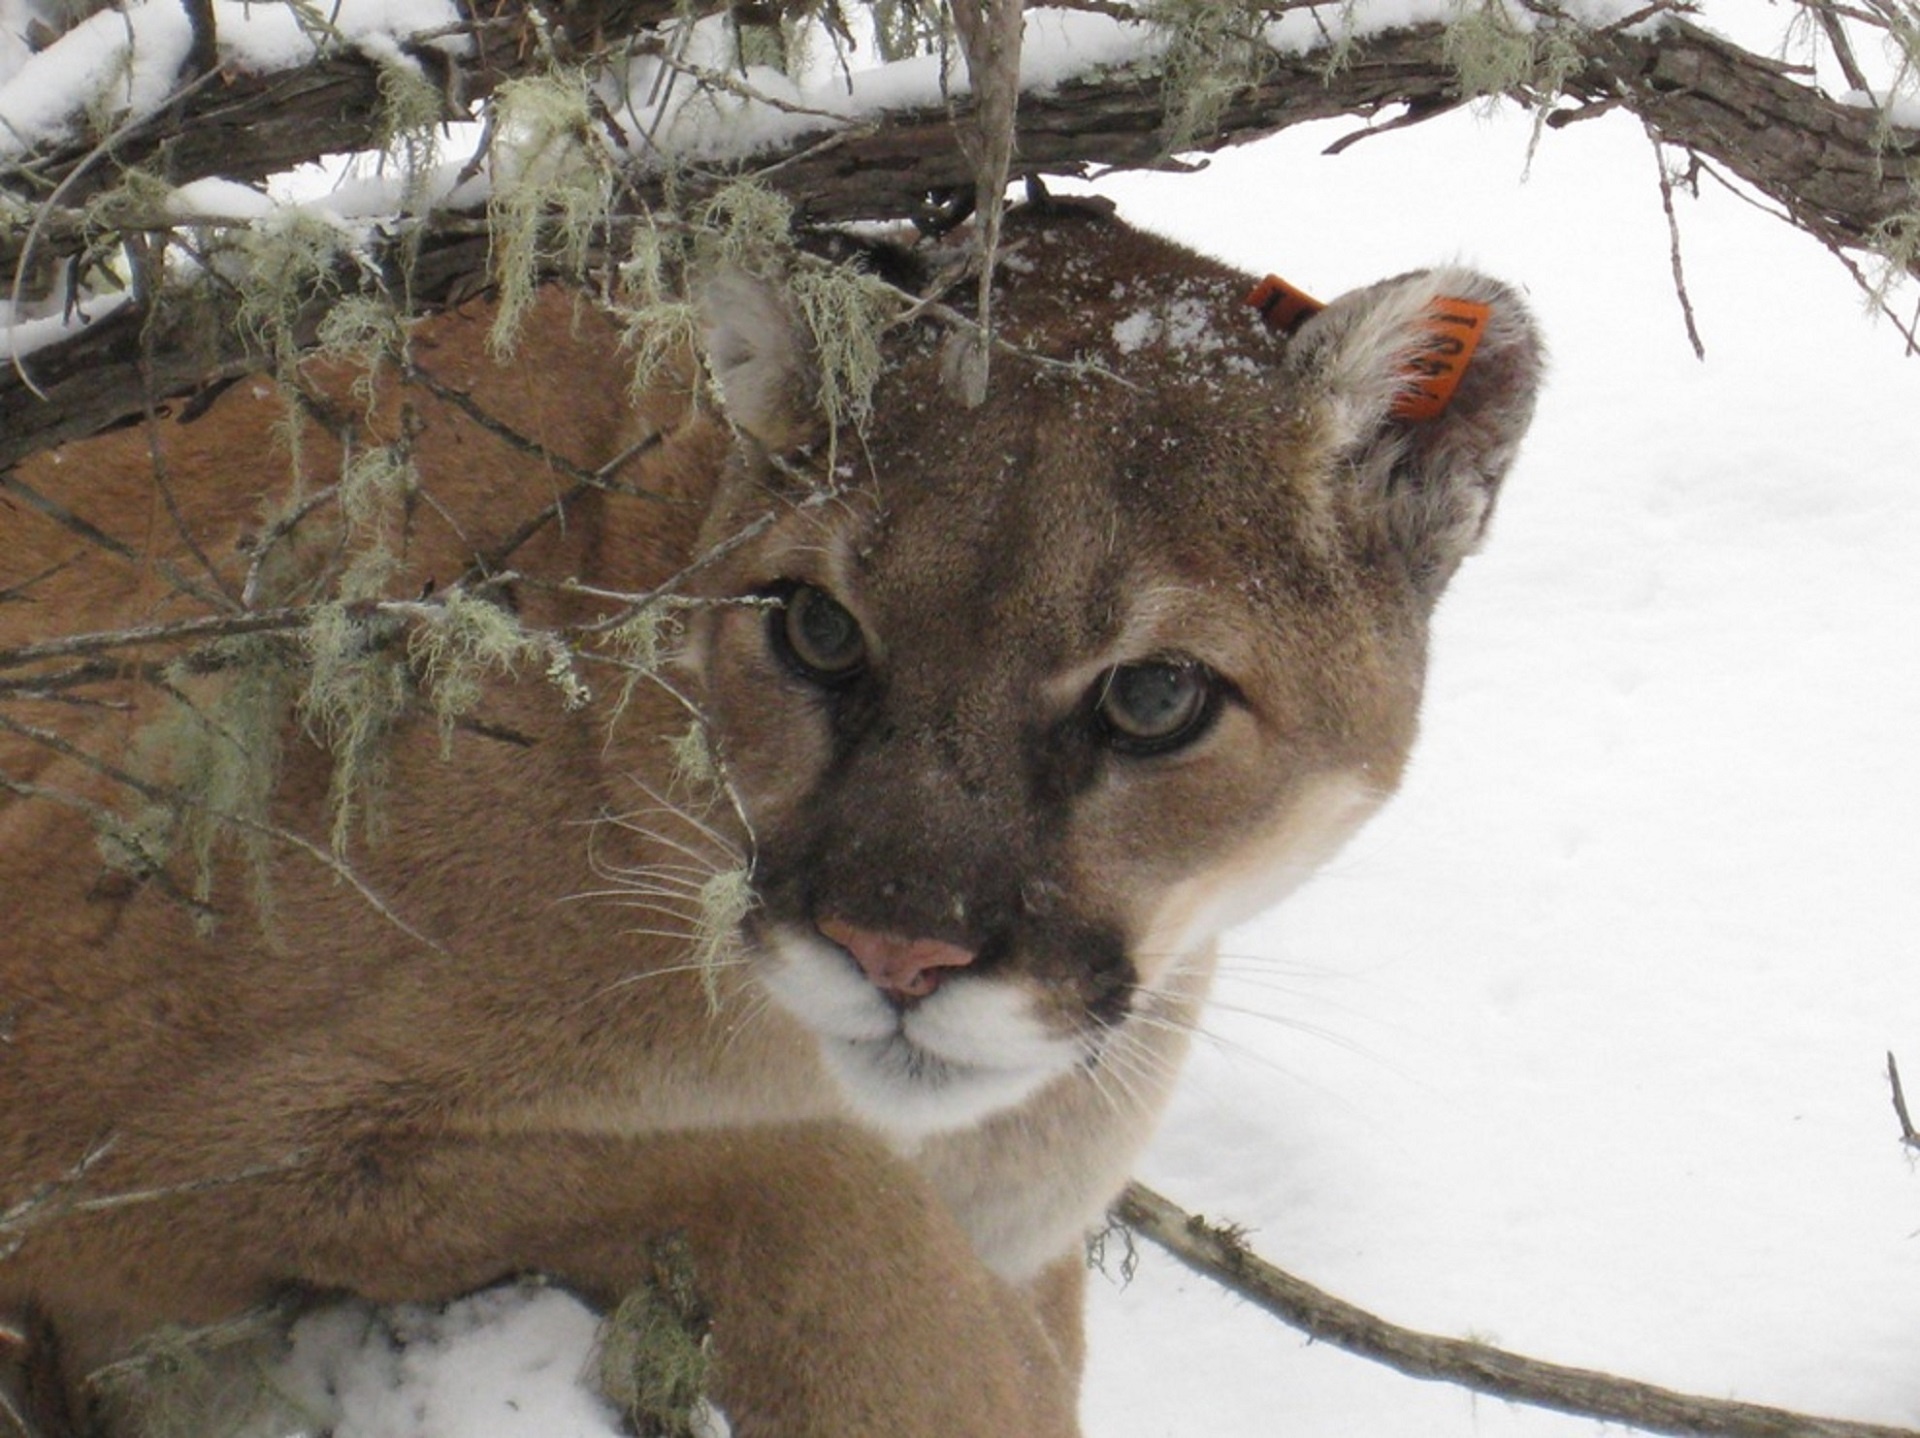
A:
<box><xmin>1082</xmin><ymin>82</ymin><xmax>1920</xmax><ymax>1438</ymax></box>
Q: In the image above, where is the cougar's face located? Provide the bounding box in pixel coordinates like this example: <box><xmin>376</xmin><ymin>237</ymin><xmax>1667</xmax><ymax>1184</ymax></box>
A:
<box><xmin>683</xmin><ymin>211</ymin><xmax>1542</xmax><ymax>1139</ymax></box>
<box><xmin>690</xmin><ymin>376</ymin><xmax>1420</xmax><ymax>1139</ymax></box>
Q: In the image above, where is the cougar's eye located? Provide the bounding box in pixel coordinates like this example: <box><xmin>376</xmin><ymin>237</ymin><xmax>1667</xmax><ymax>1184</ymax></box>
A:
<box><xmin>1095</xmin><ymin>659</ymin><xmax>1218</xmax><ymax>754</ymax></box>
<box><xmin>772</xmin><ymin>583</ymin><xmax>867</xmax><ymax>684</ymax></box>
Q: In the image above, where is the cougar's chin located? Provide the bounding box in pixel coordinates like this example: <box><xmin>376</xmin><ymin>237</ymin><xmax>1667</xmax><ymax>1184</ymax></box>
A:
<box><xmin>754</xmin><ymin>923</ymin><xmax>1085</xmax><ymax>1140</ymax></box>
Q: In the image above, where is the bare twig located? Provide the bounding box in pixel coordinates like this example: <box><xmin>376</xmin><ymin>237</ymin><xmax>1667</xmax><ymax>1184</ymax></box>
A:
<box><xmin>571</xmin><ymin>511</ymin><xmax>785</xmax><ymax>635</ymax></box>
<box><xmin>403</xmin><ymin>367</ymin><xmax>678</xmax><ymax>506</ymax></box>
<box><xmin>0</xmin><ymin>556</ymin><xmax>82</xmax><ymax>607</ymax></box>
<box><xmin>1806</xmin><ymin>0</ymin><xmax>1875</xmax><ymax>95</ymax></box>
<box><xmin>0</xmin><ymin>711</ymin><xmax>445</xmax><ymax>955</ymax></box>
<box><xmin>948</xmin><ymin>0</ymin><xmax>1025</xmax><ymax>406</ymax></box>
<box><xmin>453</xmin><ymin>431</ymin><xmax>669</xmax><ymax>588</ymax></box>
<box><xmin>0</xmin><ymin>1138</ymin><xmax>309</xmax><ymax>1262</ymax></box>
<box><xmin>0</xmin><ymin>1137</ymin><xmax>119</xmax><ymax>1260</ymax></box>
<box><xmin>1647</xmin><ymin>125</ymin><xmax>1708</xmax><ymax>361</ymax></box>
<box><xmin>1117</xmin><ymin>1181</ymin><xmax>1920</xmax><ymax>1438</ymax></box>
<box><xmin>1890</xmin><ymin>1052</ymin><xmax>1920</xmax><ymax>1152</ymax></box>
<box><xmin>0</xmin><ymin>606</ymin><xmax>309</xmax><ymax>672</ymax></box>
<box><xmin>137</xmin><ymin>366</ymin><xmax>243</xmax><ymax>611</ymax></box>
<box><xmin>0</xmin><ymin>474</ymin><xmax>230</xmax><ymax>612</ymax></box>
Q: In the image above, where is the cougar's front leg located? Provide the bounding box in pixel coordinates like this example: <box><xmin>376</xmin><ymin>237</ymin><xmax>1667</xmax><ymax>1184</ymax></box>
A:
<box><xmin>288</xmin><ymin>1123</ymin><xmax>1082</xmax><ymax>1438</ymax></box>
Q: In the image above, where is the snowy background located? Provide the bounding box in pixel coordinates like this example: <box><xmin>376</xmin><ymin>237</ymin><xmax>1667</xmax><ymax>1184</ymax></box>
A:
<box><xmin>4</xmin><ymin>1</ymin><xmax>1917</xmax><ymax>1434</ymax></box>
<box><xmin>1081</xmin><ymin>77</ymin><xmax>1920</xmax><ymax>1438</ymax></box>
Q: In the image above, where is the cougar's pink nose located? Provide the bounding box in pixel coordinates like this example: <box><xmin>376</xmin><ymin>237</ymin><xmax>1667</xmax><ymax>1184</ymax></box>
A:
<box><xmin>816</xmin><ymin>917</ymin><xmax>976</xmax><ymax>1000</ymax></box>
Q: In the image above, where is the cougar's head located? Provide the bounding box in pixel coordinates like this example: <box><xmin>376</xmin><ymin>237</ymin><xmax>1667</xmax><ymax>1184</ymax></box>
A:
<box><xmin>685</xmin><ymin>208</ymin><xmax>1543</xmax><ymax>1138</ymax></box>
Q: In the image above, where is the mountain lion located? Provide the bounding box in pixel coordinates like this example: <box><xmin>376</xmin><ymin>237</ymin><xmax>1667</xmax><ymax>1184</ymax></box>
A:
<box><xmin>0</xmin><ymin>200</ymin><xmax>1541</xmax><ymax>1435</ymax></box>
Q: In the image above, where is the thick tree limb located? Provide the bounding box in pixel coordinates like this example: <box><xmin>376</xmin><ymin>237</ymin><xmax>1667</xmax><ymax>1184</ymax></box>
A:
<box><xmin>2</xmin><ymin>9</ymin><xmax>1914</xmax><ymax>469</ymax></box>
<box><xmin>1117</xmin><ymin>1181</ymin><xmax>1919</xmax><ymax>1438</ymax></box>
<box><xmin>7</xmin><ymin>11</ymin><xmax>1904</xmax><ymax>243</ymax></box>
<box><xmin>1564</xmin><ymin>18</ymin><xmax>1919</xmax><ymax>272</ymax></box>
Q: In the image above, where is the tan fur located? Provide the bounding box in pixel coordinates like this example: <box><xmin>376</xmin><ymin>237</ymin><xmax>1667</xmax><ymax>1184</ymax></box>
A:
<box><xmin>0</xmin><ymin>204</ymin><xmax>1541</xmax><ymax>1435</ymax></box>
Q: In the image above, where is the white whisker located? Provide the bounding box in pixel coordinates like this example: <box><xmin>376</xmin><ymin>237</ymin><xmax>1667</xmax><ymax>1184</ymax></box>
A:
<box><xmin>585</xmin><ymin>953</ymin><xmax>756</xmax><ymax>1005</ymax></box>
<box><xmin>616</xmin><ymin>930</ymin><xmax>700</xmax><ymax>946</ymax></box>
<box><xmin>606</xmin><ymin>883</ymin><xmax>709</xmax><ymax>905</ymax></box>
<box><xmin>560</xmin><ymin>894</ymin><xmax>705</xmax><ymax>931</ymax></box>
<box><xmin>599</xmin><ymin>862</ymin><xmax>721</xmax><ymax>886</ymax></box>
<box><xmin>615</xmin><ymin>774</ymin><xmax>743</xmax><ymax>856</ymax></box>
<box><xmin>597</xmin><ymin>817</ymin><xmax>740</xmax><ymax>876</ymax></box>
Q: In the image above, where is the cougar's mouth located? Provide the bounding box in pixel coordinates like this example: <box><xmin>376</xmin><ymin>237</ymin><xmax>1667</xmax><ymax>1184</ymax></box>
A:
<box><xmin>751</xmin><ymin>919</ymin><xmax>1086</xmax><ymax>1139</ymax></box>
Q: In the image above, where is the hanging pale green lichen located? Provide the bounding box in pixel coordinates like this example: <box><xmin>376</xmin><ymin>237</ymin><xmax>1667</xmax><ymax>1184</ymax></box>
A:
<box><xmin>96</xmin><ymin>635</ymin><xmax>296</xmax><ymax>931</ymax></box>
<box><xmin>1441</xmin><ymin>0</ymin><xmax>1585</xmax><ymax>110</ymax></box>
<box><xmin>298</xmin><ymin>602</ymin><xmax>413</xmax><ymax>854</ymax></box>
<box><xmin>1437</xmin><ymin>0</ymin><xmax>1588</xmax><ymax>167</ymax></box>
<box><xmin>234</xmin><ymin>212</ymin><xmax>357</xmax><ymax>379</ymax></box>
<box><xmin>872</xmin><ymin>0</ymin><xmax>951</xmax><ymax>65</ymax></box>
<box><xmin>786</xmin><ymin>262</ymin><xmax>895</xmax><ymax>440</ymax></box>
<box><xmin>729</xmin><ymin>2</ymin><xmax>792</xmax><ymax>73</ymax></box>
<box><xmin>84</xmin><ymin>1304</ymin><xmax>317</xmax><ymax>1438</ymax></box>
<box><xmin>1868</xmin><ymin>206</ymin><xmax>1920</xmax><ymax>306</ymax></box>
<box><xmin>372</xmin><ymin>57</ymin><xmax>447</xmax><ymax>221</ymax></box>
<box><xmin>1309</xmin><ymin>1</ymin><xmax>1367</xmax><ymax>79</ymax></box>
<box><xmin>695</xmin><ymin>179</ymin><xmax>797</xmax><ymax>277</ymax></box>
<box><xmin>610</xmin><ymin>177</ymin><xmax>899</xmax><ymax>451</ymax></box>
<box><xmin>691</xmin><ymin>867</ymin><xmax>752</xmax><ymax>1012</ymax></box>
<box><xmin>313</xmin><ymin>294</ymin><xmax>410</xmax><ymax>409</ymax></box>
<box><xmin>332</xmin><ymin>440</ymin><xmax>417</xmax><ymax>605</ymax></box>
<box><xmin>543</xmin><ymin>641</ymin><xmax>594</xmax><ymax>713</ymax></box>
<box><xmin>336</xmin><ymin>441</ymin><xmax>414</xmax><ymax>538</ymax></box>
<box><xmin>1441</xmin><ymin>0</ymin><xmax>1534</xmax><ymax>99</ymax></box>
<box><xmin>169</xmin><ymin>638</ymin><xmax>295</xmax><ymax>917</ymax></box>
<box><xmin>486</xmin><ymin>71</ymin><xmax>616</xmax><ymax>357</ymax></box>
<box><xmin>616</xmin><ymin>219</ymin><xmax>703</xmax><ymax>405</ymax></box>
<box><xmin>407</xmin><ymin>588</ymin><xmax>585</xmax><ymax>756</ymax></box>
<box><xmin>666</xmin><ymin>719</ymin><xmax>718</xmax><ymax>796</ymax></box>
<box><xmin>601</xmin><ymin>605</ymin><xmax>682</xmax><ymax>730</ymax></box>
<box><xmin>1145</xmin><ymin>0</ymin><xmax>1277</xmax><ymax>158</ymax></box>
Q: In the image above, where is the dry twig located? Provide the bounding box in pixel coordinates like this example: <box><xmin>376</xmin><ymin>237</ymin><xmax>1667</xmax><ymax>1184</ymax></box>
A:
<box><xmin>1116</xmin><ymin>1181</ymin><xmax>1920</xmax><ymax>1438</ymax></box>
<box><xmin>1890</xmin><ymin>1052</ymin><xmax>1920</xmax><ymax>1152</ymax></box>
<box><xmin>1648</xmin><ymin>124</ymin><xmax>1709</xmax><ymax>361</ymax></box>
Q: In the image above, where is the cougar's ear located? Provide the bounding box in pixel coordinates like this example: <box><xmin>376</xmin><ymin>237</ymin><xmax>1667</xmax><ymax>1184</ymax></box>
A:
<box><xmin>699</xmin><ymin>271</ymin><xmax>825</xmax><ymax>455</ymax></box>
<box><xmin>1287</xmin><ymin>267</ymin><xmax>1544</xmax><ymax>600</ymax></box>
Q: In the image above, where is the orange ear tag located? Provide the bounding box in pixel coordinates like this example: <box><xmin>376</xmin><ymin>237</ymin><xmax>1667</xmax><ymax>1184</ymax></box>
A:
<box><xmin>1245</xmin><ymin>274</ymin><xmax>1325</xmax><ymax>335</ymax></box>
<box><xmin>1248</xmin><ymin>276</ymin><xmax>1492</xmax><ymax>422</ymax></box>
<box><xmin>1391</xmin><ymin>296</ymin><xmax>1492</xmax><ymax>422</ymax></box>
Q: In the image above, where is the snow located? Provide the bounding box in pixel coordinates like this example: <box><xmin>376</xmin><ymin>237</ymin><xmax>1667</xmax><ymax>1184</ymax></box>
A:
<box><xmin>1078</xmin><ymin>92</ymin><xmax>1920</xmax><ymax>1438</ymax></box>
<box><xmin>1844</xmin><ymin>87</ymin><xmax>1920</xmax><ymax>130</ymax></box>
<box><xmin>0</xmin><ymin>286</ymin><xmax>132</xmax><ymax>358</ymax></box>
<box><xmin>273</xmin><ymin>1288</ymin><xmax>626</xmax><ymax>1438</ymax></box>
<box><xmin>166</xmin><ymin>176</ymin><xmax>279</xmax><ymax>221</ymax></box>
<box><xmin>0</xmin><ymin>0</ymin><xmax>194</xmax><ymax>157</ymax></box>
<box><xmin>4</xmin><ymin>2</ymin><xmax>1917</xmax><ymax>1434</ymax></box>
<box><xmin>0</xmin><ymin>0</ymin><xmax>464</xmax><ymax>160</ymax></box>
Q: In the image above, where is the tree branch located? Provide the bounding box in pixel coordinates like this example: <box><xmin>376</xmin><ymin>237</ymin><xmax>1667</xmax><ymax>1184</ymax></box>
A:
<box><xmin>3</xmin><ymin>10</ymin><xmax>1913</xmax><ymax>471</ymax></box>
<box><xmin>1116</xmin><ymin>1181</ymin><xmax>1920</xmax><ymax>1438</ymax></box>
